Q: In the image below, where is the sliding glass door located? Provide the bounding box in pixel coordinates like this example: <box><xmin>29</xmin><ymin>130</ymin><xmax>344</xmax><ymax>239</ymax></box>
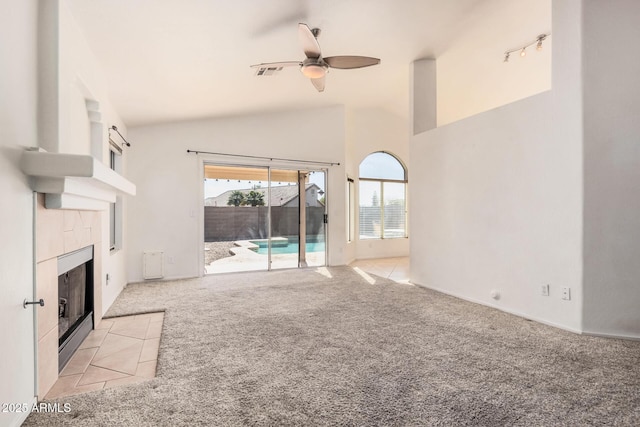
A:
<box><xmin>203</xmin><ymin>165</ymin><xmax>270</xmax><ymax>273</ymax></box>
<box><xmin>203</xmin><ymin>164</ymin><xmax>327</xmax><ymax>274</ymax></box>
<box><xmin>269</xmin><ymin>169</ymin><xmax>300</xmax><ymax>270</ymax></box>
<box><xmin>303</xmin><ymin>170</ymin><xmax>326</xmax><ymax>268</ymax></box>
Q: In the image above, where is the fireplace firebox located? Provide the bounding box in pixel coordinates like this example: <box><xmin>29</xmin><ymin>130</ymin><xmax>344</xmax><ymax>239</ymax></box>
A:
<box><xmin>58</xmin><ymin>245</ymin><xmax>94</xmax><ymax>371</ymax></box>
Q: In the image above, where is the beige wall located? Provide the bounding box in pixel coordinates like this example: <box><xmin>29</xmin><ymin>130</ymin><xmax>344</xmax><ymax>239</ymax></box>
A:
<box><xmin>436</xmin><ymin>0</ymin><xmax>551</xmax><ymax>126</ymax></box>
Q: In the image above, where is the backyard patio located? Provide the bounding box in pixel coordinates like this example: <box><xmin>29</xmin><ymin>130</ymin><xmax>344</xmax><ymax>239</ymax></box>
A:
<box><xmin>204</xmin><ymin>239</ymin><xmax>326</xmax><ymax>274</ymax></box>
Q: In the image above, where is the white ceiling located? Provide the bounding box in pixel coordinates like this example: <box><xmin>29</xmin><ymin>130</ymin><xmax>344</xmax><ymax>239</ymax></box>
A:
<box><xmin>67</xmin><ymin>0</ymin><xmax>482</xmax><ymax>127</ymax></box>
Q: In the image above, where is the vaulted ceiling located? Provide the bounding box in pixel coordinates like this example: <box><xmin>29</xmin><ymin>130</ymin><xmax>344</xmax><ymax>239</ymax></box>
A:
<box><xmin>68</xmin><ymin>0</ymin><xmax>482</xmax><ymax>126</ymax></box>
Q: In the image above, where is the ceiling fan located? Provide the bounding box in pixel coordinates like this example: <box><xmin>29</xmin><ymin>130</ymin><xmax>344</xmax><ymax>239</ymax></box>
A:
<box><xmin>251</xmin><ymin>23</ymin><xmax>380</xmax><ymax>92</ymax></box>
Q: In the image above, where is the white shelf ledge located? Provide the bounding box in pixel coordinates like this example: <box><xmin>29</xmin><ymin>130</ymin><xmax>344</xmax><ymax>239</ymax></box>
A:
<box><xmin>21</xmin><ymin>150</ymin><xmax>136</xmax><ymax>210</ymax></box>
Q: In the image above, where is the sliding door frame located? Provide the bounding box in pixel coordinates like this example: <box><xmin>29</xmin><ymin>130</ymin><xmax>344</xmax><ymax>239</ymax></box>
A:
<box><xmin>200</xmin><ymin>159</ymin><xmax>328</xmax><ymax>275</ymax></box>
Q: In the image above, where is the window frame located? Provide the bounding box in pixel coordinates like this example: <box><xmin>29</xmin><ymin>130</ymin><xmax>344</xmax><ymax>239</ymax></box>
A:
<box><xmin>347</xmin><ymin>177</ymin><xmax>355</xmax><ymax>242</ymax></box>
<box><xmin>358</xmin><ymin>152</ymin><xmax>408</xmax><ymax>240</ymax></box>
<box><xmin>109</xmin><ymin>140</ymin><xmax>123</xmax><ymax>252</ymax></box>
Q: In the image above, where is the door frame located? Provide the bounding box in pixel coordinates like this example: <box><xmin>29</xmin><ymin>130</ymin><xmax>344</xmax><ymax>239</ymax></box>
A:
<box><xmin>200</xmin><ymin>160</ymin><xmax>328</xmax><ymax>275</ymax></box>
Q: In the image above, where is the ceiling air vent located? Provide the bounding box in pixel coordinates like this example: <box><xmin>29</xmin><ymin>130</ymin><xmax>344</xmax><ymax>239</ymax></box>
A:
<box><xmin>255</xmin><ymin>66</ymin><xmax>283</xmax><ymax>77</ymax></box>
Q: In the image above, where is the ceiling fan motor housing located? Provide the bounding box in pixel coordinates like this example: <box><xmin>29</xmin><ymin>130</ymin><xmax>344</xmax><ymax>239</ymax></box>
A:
<box><xmin>301</xmin><ymin>58</ymin><xmax>328</xmax><ymax>78</ymax></box>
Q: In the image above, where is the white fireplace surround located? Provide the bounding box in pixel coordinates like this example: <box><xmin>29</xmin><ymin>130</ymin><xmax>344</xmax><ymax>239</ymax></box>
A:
<box><xmin>21</xmin><ymin>149</ymin><xmax>136</xmax><ymax>211</ymax></box>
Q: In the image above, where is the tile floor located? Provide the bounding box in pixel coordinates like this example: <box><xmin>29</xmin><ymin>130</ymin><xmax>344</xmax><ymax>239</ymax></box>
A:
<box><xmin>45</xmin><ymin>311</ymin><xmax>164</xmax><ymax>399</ymax></box>
<box><xmin>348</xmin><ymin>256</ymin><xmax>410</xmax><ymax>283</ymax></box>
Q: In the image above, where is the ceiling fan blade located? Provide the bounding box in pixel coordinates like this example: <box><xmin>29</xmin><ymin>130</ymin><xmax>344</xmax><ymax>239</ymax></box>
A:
<box><xmin>299</xmin><ymin>23</ymin><xmax>321</xmax><ymax>58</ymax></box>
<box><xmin>324</xmin><ymin>56</ymin><xmax>380</xmax><ymax>69</ymax></box>
<box><xmin>310</xmin><ymin>75</ymin><xmax>325</xmax><ymax>92</ymax></box>
<box><xmin>250</xmin><ymin>61</ymin><xmax>301</xmax><ymax>68</ymax></box>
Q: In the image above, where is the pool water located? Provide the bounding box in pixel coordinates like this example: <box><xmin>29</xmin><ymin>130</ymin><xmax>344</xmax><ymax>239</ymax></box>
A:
<box><xmin>250</xmin><ymin>240</ymin><xmax>325</xmax><ymax>255</ymax></box>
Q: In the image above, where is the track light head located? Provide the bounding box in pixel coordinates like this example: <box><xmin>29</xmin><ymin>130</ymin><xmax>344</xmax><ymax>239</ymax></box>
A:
<box><xmin>504</xmin><ymin>33</ymin><xmax>549</xmax><ymax>63</ymax></box>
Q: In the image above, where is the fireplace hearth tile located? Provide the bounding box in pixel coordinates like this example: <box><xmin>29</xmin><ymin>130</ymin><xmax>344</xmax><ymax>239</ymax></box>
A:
<box><xmin>139</xmin><ymin>338</ymin><xmax>160</xmax><ymax>363</ymax></box>
<box><xmin>135</xmin><ymin>360</ymin><xmax>157</xmax><ymax>379</ymax></box>
<box><xmin>77</xmin><ymin>365</ymin><xmax>129</xmax><ymax>386</ymax></box>
<box><xmin>78</xmin><ymin>328</ymin><xmax>109</xmax><ymax>349</ymax></box>
<box><xmin>145</xmin><ymin>320</ymin><xmax>163</xmax><ymax>339</ymax></box>
<box><xmin>110</xmin><ymin>317</ymin><xmax>150</xmax><ymax>340</ymax></box>
<box><xmin>95</xmin><ymin>319</ymin><xmax>114</xmax><ymax>330</ymax></box>
<box><xmin>45</xmin><ymin>374</ymin><xmax>106</xmax><ymax>399</ymax></box>
<box><xmin>44</xmin><ymin>313</ymin><xmax>163</xmax><ymax>400</ymax></box>
<box><xmin>60</xmin><ymin>347</ymin><xmax>98</xmax><ymax>377</ymax></box>
<box><xmin>91</xmin><ymin>334</ymin><xmax>143</xmax><ymax>375</ymax></box>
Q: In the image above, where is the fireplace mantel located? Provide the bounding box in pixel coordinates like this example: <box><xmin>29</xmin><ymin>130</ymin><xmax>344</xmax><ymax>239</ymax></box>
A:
<box><xmin>21</xmin><ymin>150</ymin><xmax>136</xmax><ymax>211</ymax></box>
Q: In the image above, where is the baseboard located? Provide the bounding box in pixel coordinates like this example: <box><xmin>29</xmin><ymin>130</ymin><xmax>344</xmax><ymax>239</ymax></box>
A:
<box><xmin>582</xmin><ymin>330</ymin><xmax>640</xmax><ymax>341</ymax></box>
<box><xmin>411</xmin><ymin>281</ymin><xmax>583</xmax><ymax>335</ymax></box>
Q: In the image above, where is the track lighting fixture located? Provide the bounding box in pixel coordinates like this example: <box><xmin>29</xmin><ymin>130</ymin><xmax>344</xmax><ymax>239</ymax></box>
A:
<box><xmin>504</xmin><ymin>34</ymin><xmax>549</xmax><ymax>63</ymax></box>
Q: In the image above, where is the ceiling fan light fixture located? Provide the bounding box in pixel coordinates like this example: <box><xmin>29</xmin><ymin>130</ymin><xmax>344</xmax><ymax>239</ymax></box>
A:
<box><xmin>301</xmin><ymin>64</ymin><xmax>326</xmax><ymax>79</ymax></box>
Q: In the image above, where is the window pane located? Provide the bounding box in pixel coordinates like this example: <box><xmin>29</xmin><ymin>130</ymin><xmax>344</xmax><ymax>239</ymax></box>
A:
<box><xmin>359</xmin><ymin>152</ymin><xmax>405</xmax><ymax>180</ymax></box>
<box><xmin>359</xmin><ymin>181</ymin><xmax>381</xmax><ymax>239</ymax></box>
<box><xmin>383</xmin><ymin>182</ymin><xmax>406</xmax><ymax>238</ymax></box>
<box><xmin>109</xmin><ymin>150</ymin><xmax>118</xmax><ymax>250</ymax></box>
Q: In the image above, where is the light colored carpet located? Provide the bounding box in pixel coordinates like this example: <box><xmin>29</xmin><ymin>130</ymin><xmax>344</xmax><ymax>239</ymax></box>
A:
<box><xmin>25</xmin><ymin>267</ymin><xmax>640</xmax><ymax>426</ymax></box>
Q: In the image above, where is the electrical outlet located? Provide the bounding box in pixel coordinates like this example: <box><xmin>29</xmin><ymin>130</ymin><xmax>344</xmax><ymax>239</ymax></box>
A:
<box><xmin>541</xmin><ymin>284</ymin><xmax>549</xmax><ymax>296</ymax></box>
<box><xmin>167</xmin><ymin>256</ymin><xmax>174</xmax><ymax>264</ymax></box>
<box><xmin>562</xmin><ymin>287</ymin><xmax>571</xmax><ymax>300</ymax></box>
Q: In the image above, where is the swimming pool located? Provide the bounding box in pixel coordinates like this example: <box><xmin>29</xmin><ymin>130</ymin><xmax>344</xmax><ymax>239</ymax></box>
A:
<box><xmin>250</xmin><ymin>240</ymin><xmax>325</xmax><ymax>255</ymax></box>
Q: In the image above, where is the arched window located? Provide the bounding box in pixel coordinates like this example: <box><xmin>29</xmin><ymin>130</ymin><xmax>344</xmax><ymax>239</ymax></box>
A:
<box><xmin>359</xmin><ymin>152</ymin><xmax>407</xmax><ymax>239</ymax></box>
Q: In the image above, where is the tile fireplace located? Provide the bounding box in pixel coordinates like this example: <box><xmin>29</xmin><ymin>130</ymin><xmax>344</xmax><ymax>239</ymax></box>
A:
<box><xmin>35</xmin><ymin>194</ymin><xmax>103</xmax><ymax>398</ymax></box>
